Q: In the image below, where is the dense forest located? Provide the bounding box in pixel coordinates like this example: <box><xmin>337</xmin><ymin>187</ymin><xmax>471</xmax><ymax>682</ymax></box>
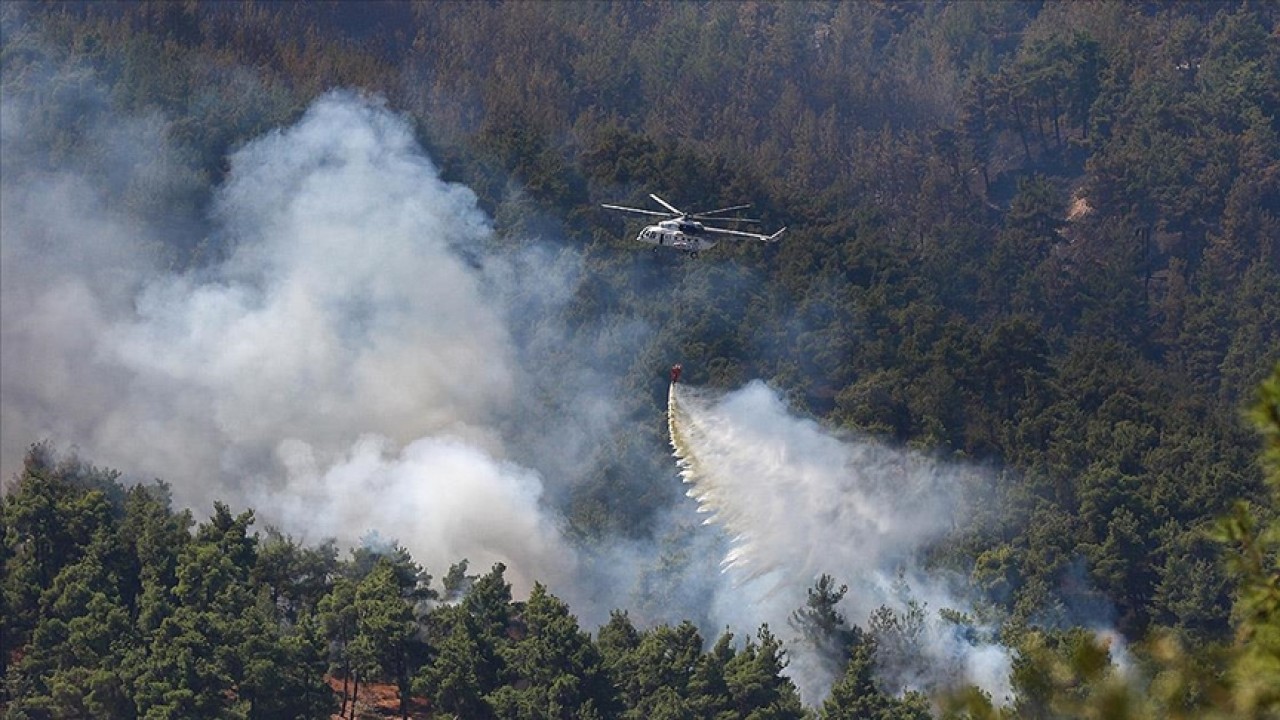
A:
<box><xmin>1</xmin><ymin>1</ymin><xmax>1277</xmax><ymax>718</ymax></box>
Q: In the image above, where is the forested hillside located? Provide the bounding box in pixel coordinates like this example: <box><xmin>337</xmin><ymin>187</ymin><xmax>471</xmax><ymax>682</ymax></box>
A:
<box><xmin>2</xmin><ymin>1</ymin><xmax>1277</xmax><ymax>718</ymax></box>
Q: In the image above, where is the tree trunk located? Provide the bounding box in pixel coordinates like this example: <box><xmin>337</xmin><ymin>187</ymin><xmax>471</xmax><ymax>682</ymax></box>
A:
<box><xmin>350</xmin><ymin>673</ymin><xmax>359</xmax><ymax>720</ymax></box>
<box><xmin>399</xmin><ymin>656</ymin><xmax>410</xmax><ymax>720</ymax></box>
<box><xmin>1012</xmin><ymin>99</ymin><xmax>1032</xmax><ymax>163</ymax></box>
<box><xmin>1034</xmin><ymin>97</ymin><xmax>1047</xmax><ymax>149</ymax></box>
<box><xmin>1018</xmin><ymin>121</ymin><xmax>1032</xmax><ymax>164</ymax></box>
<box><xmin>340</xmin><ymin>666</ymin><xmax>350</xmax><ymax>717</ymax></box>
<box><xmin>1051</xmin><ymin>92</ymin><xmax>1062</xmax><ymax>151</ymax></box>
<box><xmin>0</xmin><ymin>628</ymin><xmax>7</xmax><ymax>704</ymax></box>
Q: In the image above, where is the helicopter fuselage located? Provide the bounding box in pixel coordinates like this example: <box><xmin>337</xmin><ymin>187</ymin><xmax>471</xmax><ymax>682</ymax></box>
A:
<box><xmin>637</xmin><ymin>219</ymin><xmax>718</xmax><ymax>254</ymax></box>
<box><xmin>603</xmin><ymin>193</ymin><xmax>781</xmax><ymax>256</ymax></box>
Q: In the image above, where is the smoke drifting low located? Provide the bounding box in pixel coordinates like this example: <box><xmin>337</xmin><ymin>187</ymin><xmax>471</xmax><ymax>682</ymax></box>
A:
<box><xmin>669</xmin><ymin>381</ymin><xmax>1013</xmax><ymax>703</ymax></box>
<box><xmin>265</xmin><ymin>434</ymin><xmax>571</xmax><ymax>591</ymax></box>
<box><xmin>1</xmin><ymin>82</ymin><xmax>581</xmax><ymax>592</ymax></box>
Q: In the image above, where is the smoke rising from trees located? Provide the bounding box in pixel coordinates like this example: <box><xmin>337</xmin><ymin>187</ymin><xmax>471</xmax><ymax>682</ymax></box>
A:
<box><xmin>2</xmin><ymin>85</ymin><xmax>583</xmax><ymax>593</ymax></box>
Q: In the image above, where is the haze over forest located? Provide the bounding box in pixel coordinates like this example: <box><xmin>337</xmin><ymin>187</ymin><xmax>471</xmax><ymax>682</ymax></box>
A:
<box><xmin>1</xmin><ymin>2</ymin><xmax>1277</xmax><ymax>719</ymax></box>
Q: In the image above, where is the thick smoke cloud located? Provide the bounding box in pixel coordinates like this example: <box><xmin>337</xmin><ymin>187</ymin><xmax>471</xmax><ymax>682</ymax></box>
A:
<box><xmin>114</xmin><ymin>94</ymin><xmax>517</xmax><ymax>473</ymax></box>
<box><xmin>670</xmin><ymin>381</ymin><xmax>1012</xmax><ymax>703</ymax></box>
<box><xmin>263</xmin><ymin>434</ymin><xmax>570</xmax><ymax>590</ymax></box>
<box><xmin>2</xmin><ymin>78</ymin><xmax>577</xmax><ymax>591</ymax></box>
<box><xmin>1</xmin><ymin>71</ymin><xmax>168</xmax><ymax>486</ymax></box>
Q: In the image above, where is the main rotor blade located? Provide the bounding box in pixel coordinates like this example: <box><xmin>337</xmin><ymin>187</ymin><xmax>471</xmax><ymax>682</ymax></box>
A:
<box><xmin>602</xmin><ymin>204</ymin><xmax>672</xmax><ymax>218</ymax></box>
<box><xmin>702</xmin><ymin>226</ymin><xmax>774</xmax><ymax>241</ymax></box>
<box><xmin>649</xmin><ymin>194</ymin><xmax>684</xmax><ymax>215</ymax></box>
<box><xmin>689</xmin><ymin>214</ymin><xmax>760</xmax><ymax>224</ymax></box>
<box><xmin>692</xmin><ymin>203</ymin><xmax>753</xmax><ymax>217</ymax></box>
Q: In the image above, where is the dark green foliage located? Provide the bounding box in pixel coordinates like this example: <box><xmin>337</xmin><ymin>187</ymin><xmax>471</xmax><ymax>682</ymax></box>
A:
<box><xmin>822</xmin><ymin>640</ymin><xmax>931</xmax><ymax>720</ymax></box>
<box><xmin>353</xmin><ymin>559</ymin><xmax>421</xmax><ymax>719</ymax></box>
<box><xmin>596</xmin><ymin>610</ymin><xmax>641</xmax><ymax>671</ymax></box>
<box><xmin>414</xmin><ymin>564</ymin><xmax>512</xmax><ymax>719</ymax></box>
<box><xmin>1214</xmin><ymin>363</ymin><xmax>1280</xmax><ymax>714</ymax></box>
<box><xmin>490</xmin><ymin>583</ymin><xmax>617</xmax><ymax>719</ymax></box>
<box><xmin>238</xmin><ymin>603</ymin><xmax>336</xmax><ymax>720</ymax></box>
<box><xmin>614</xmin><ymin>621</ymin><xmax>705</xmax><ymax>717</ymax></box>
<box><xmin>317</xmin><ymin>576</ymin><xmax>361</xmax><ymax>717</ymax></box>
<box><xmin>721</xmin><ymin>625</ymin><xmax>806</xmax><ymax>719</ymax></box>
<box><xmin>868</xmin><ymin>598</ymin><xmax>931</xmax><ymax>696</ymax></box>
<box><xmin>416</xmin><ymin>605</ymin><xmax>497</xmax><ymax>718</ymax></box>
<box><xmin>790</xmin><ymin>574</ymin><xmax>863</xmax><ymax>680</ymax></box>
<box><xmin>0</xmin><ymin>446</ymin><xmax>338</xmax><ymax>719</ymax></box>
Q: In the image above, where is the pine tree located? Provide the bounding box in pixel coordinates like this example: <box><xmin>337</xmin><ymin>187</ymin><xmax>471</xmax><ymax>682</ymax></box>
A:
<box><xmin>822</xmin><ymin>640</ymin><xmax>931</xmax><ymax>720</ymax></box>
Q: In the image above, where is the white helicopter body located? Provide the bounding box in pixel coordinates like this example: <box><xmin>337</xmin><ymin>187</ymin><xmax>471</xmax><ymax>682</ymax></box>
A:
<box><xmin>602</xmin><ymin>194</ymin><xmax>785</xmax><ymax>257</ymax></box>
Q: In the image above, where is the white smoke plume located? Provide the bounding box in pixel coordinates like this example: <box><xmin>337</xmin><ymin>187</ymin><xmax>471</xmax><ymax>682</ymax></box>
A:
<box><xmin>263</xmin><ymin>434</ymin><xmax>570</xmax><ymax>590</ymax></box>
<box><xmin>669</xmin><ymin>380</ymin><xmax>1013</xmax><ymax>704</ymax></box>
<box><xmin>1</xmin><ymin>65</ymin><xmax>577</xmax><ymax>592</ymax></box>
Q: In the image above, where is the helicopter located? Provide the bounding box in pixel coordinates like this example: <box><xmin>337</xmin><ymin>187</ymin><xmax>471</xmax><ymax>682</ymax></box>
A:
<box><xmin>602</xmin><ymin>194</ymin><xmax>785</xmax><ymax>257</ymax></box>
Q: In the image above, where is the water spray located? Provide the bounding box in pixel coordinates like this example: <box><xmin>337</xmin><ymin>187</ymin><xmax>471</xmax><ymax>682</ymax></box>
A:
<box><xmin>665</xmin><ymin>376</ymin><xmax>1015</xmax><ymax>704</ymax></box>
